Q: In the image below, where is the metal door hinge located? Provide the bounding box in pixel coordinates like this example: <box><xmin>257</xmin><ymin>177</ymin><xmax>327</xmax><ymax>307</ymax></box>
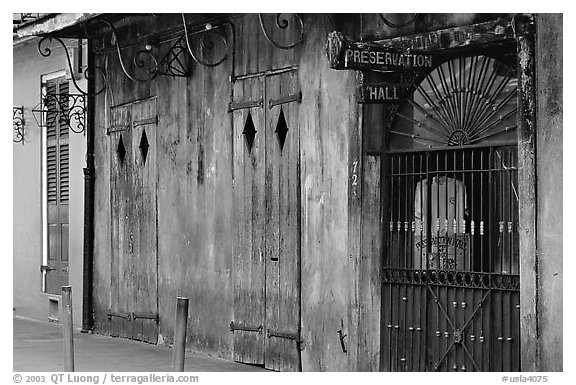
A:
<box><xmin>267</xmin><ymin>328</ymin><xmax>306</xmax><ymax>350</ymax></box>
<box><xmin>229</xmin><ymin>321</ymin><xmax>263</xmax><ymax>334</ymax></box>
<box><xmin>133</xmin><ymin>117</ymin><xmax>158</xmax><ymax>129</ymax></box>
<box><xmin>228</xmin><ymin>99</ymin><xmax>264</xmax><ymax>112</ymax></box>
<box><xmin>108</xmin><ymin>309</ymin><xmax>159</xmax><ymax>322</ymax></box>
<box><xmin>269</xmin><ymin>92</ymin><xmax>302</xmax><ymax>109</ymax></box>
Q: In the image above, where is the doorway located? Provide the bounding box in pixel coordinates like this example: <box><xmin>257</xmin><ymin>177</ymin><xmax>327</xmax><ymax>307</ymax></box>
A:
<box><xmin>231</xmin><ymin>68</ymin><xmax>302</xmax><ymax>371</ymax></box>
<box><xmin>108</xmin><ymin>98</ymin><xmax>159</xmax><ymax>343</ymax></box>
<box><xmin>381</xmin><ymin>54</ymin><xmax>521</xmax><ymax>371</ymax></box>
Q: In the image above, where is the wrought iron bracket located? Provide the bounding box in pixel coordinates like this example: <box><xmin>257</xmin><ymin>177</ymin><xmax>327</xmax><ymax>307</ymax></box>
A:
<box><xmin>258</xmin><ymin>14</ymin><xmax>304</xmax><ymax>50</ymax></box>
<box><xmin>154</xmin><ymin>33</ymin><xmax>193</xmax><ymax>78</ymax></box>
<box><xmin>379</xmin><ymin>13</ymin><xmax>418</xmax><ymax>29</ymax></box>
<box><xmin>13</xmin><ymin>106</ymin><xmax>24</xmax><ymax>144</ymax></box>
<box><xmin>86</xmin><ymin>18</ymin><xmax>159</xmax><ymax>83</ymax></box>
<box><xmin>32</xmin><ymin>93</ymin><xmax>87</xmax><ymax>134</ymax></box>
<box><xmin>38</xmin><ymin>36</ymin><xmax>107</xmax><ymax>96</ymax></box>
<box><xmin>181</xmin><ymin>14</ymin><xmax>233</xmax><ymax>68</ymax></box>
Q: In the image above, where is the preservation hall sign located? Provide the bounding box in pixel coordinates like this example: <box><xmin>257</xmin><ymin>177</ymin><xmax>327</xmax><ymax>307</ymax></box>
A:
<box><xmin>345</xmin><ymin>47</ymin><xmax>432</xmax><ymax>71</ymax></box>
<box><xmin>327</xmin><ymin>31</ymin><xmax>434</xmax><ymax>72</ymax></box>
<box><xmin>358</xmin><ymin>82</ymin><xmax>407</xmax><ymax>103</ymax></box>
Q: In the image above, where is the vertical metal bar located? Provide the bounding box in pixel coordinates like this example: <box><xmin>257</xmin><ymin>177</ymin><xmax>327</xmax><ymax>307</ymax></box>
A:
<box><xmin>388</xmin><ymin>155</ymin><xmax>395</xmax><ymax>371</ymax></box>
<box><xmin>419</xmin><ymin>153</ymin><xmax>425</xmax><ymax>270</ymax></box>
<box><xmin>62</xmin><ymin>286</ymin><xmax>75</xmax><ymax>372</ymax></box>
<box><xmin>404</xmin><ymin>154</ymin><xmax>408</xmax><ymax>270</ymax></box>
<box><xmin>418</xmin><ymin>152</ymin><xmax>426</xmax><ymax>370</ymax></box>
<box><xmin>398</xmin><ymin>154</ymin><xmax>410</xmax><ymax>372</ymax></box>
<box><xmin>480</xmin><ymin>150</ymin><xmax>484</xmax><ymax>272</ymax></box>
<box><xmin>453</xmin><ymin>150</ymin><xmax>457</xmax><ymax>270</ymax></box>
<box><xmin>388</xmin><ymin>280</ymin><xmax>393</xmax><ymax>371</ymax></box>
<box><xmin>391</xmin><ymin>156</ymin><xmax>396</xmax><ymax>268</ymax></box>
<box><xmin>401</xmin><ymin>148</ymin><xmax>408</xmax><ymax>370</ymax></box>
<box><xmin>393</xmin><ymin>283</ymin><xmax>398</xmax><ymax>371</ymax></box>
<box><xmin>408</xmin><ymin>154</ymin><xmax>415</xmax><ymax>370</ymax></box>
<box><xmin>479</xmin><ymin>150</ymin><xmax>485</xmax><ymax>369</ymax></box>
<box><xmin>489</xmin><ymin>147</ymin><xmax>494</xmax><ymax>273</ymax></box>
<box><xmin>462</xmin><ymin>149</ymin><xmax>468</xmax><ymax>270</ymax></box>
<box><xmin>172</xmin><ymin>297</ymin><xmax>189</xmax><ymax>372</ymax></box>
<box><xmin>500</xmin><ymin>149</ymin><xmax>504</xmax><ymax>273</ymax></box>
<box><xmin>401</xmin><ymin>149</ymin><xmax>408</xmax><ymax>372</ymax></box>
<box><xmin>400</xmin><ymin>155</ymin><xmax>405</xmax><ymax>269</ymax></box>
<box><xmin>393</xmin><ymin>153</ymin><xmax>399</xmax><ymax>371</ymax></box>
<box><xmin>411</xmin><ymin>154</ymin><xmax>415</xmax><ymax>270</ymax></box>
<box><xmin>508</xmin><ymin>147</ymin><xmax>514</xmax><ymax>275</ymax></box>
<box><xmin>470</xmin><ymin>150</ymin><xmax>475</xmax><ymax>271</ymax></box>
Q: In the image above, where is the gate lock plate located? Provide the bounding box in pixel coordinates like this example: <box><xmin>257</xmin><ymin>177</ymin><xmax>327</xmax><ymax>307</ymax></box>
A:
<box><xmin>453</xmin><ymin>329</ymin><xmax>463</xmax><ymax>344</ymax></box>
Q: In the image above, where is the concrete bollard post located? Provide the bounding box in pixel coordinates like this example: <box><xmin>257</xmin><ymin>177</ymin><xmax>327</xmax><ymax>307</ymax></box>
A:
<box><xmin>172</xmin><ymin>297</ymin><xmax>189</xmax><ymax>372</ymax></box>
<box><xmin>62</xmin><ymin>286</ymin><xmax>75</xmax><ymax>372</ymax></box>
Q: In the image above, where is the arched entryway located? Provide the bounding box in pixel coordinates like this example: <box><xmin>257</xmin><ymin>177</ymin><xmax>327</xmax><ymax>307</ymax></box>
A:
<box><xmin>381</xmin><ymin>54</ymin><xmax>521</xmax><ymax>371</ymax></box>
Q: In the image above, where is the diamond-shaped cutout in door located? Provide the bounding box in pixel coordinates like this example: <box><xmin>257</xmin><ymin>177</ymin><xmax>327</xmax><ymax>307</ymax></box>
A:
<box><xmin>243</xmin><ymin>112</ymin><xmax>256</xmax><ymax>154</ymax></box>
<box><xmin>275</xmin><ymin>108</ymin><xmax>288</xmax><ymax>152</ymax></box>
<box><xmin>117</xmin><ymin>135</ymin><xmax>126</xmax><ymax>165</ymax></box>
<box><xmin>139</xmin><ymin>129</ymin><xmax>149</xmax><ymax>165</ymax></box>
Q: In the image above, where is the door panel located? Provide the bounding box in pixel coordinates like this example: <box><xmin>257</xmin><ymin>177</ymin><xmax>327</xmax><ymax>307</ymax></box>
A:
<box><xmin>264</xmin><ymin>70</ymin><xmax>301</xmax><ymax>372</ymax></box>
<box><xmin>109</xmin><ymin>98</ymin><xmax>158</xmax><ymax>343</ymax></box>
<box><xmin>232</xmin><ymin>69</ymin><xmax>301</xmax><ymax>371</ymax></box>
<box><xmin>232</xmin><ymin>76</ymin><xmax>266</xmax><ymax>365</ymax></box>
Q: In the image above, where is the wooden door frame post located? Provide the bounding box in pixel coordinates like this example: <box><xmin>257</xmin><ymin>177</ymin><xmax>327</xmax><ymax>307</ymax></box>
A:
<box><xmin>514</xmin><ymin>13</ymin><xmax>540</xmax><ymax>371</ymax></box>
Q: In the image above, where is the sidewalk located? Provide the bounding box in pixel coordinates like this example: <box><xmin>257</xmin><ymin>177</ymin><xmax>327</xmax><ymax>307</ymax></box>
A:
<box><xmin>13</xmin><ymin>316</ymin><xmax>268</xmax><ymax>372</ymax></box>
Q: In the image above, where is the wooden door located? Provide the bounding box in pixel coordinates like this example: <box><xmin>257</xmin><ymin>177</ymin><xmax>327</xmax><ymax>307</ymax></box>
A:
<box><xmin>109</xmin><ymin>98</ymin><xmax>158</xmax><ymax>343</ymax></box>
<box><xmin>44</xmin><ymin>77</ymin><xmax>70</xmax><ymax>295</ymax></box>
<box><xmin>264</xmin><ymin>70</ymin><xmax>302</xmax><ymax>371</ymax></box>
<box><xmin>232</xmin><ymin>75</ymin><xmax>267</xmax><ymax>365</ymax></box>
<box><xmin>232</xmin><ymin>69</ymin><xmax>301</xmax><ymax>371</ymax></box>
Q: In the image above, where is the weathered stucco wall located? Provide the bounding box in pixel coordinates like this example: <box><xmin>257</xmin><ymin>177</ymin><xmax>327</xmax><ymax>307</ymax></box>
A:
<box><xmin>90</xmin><ymin>14</ymin><xmax>378</xmax><ymax>369</ymax></box>
<box><xmin>13</xmin><ymin>38</ymin><xmax>86</xmax><ymax>326</ymax></box>
<box><xmin>299</xmin><ymin>17</ymin><xmax>357</xmax><ymax>371</ymax></box>
<box><xmin>535</xmin><ymin>13</ymin><xmax>563</xmax><ymax>372</ymax></box>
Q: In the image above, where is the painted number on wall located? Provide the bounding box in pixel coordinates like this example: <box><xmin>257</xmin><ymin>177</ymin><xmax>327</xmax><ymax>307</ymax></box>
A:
<box><xmin>351</xmin><ymin>160</ymin><xmax>359</xmax><ymax>187</ymax></box>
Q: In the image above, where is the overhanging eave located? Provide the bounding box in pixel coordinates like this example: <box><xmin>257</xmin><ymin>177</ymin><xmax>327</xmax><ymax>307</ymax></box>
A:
<box><xmin>14</xmin><ymin>13</ymin><xmax>101</xmax><ymax>38</ymax></box>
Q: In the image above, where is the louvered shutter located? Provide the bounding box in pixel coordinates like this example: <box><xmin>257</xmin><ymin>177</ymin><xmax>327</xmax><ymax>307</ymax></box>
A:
<box><xmin>45</xmin><ymin>77</ymin><xmax>70</xmax><ymax>205</ymax></box>
<box><xmin>46</xmin><ymin>146</ymin><xmax>58</xmax><ymax>203</ymax></box>
<box><xmin>59</xmin><ymin>143</ymin><xmax>69</xmax><ymax>203</ymax></box>
<box><xmin>44</xmin><ymin>75</ymin><xmax>70</xmax><ymax>295</ymax></box>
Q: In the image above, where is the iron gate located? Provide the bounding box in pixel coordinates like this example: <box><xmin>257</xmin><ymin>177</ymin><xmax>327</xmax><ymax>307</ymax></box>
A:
<box><xmin>381</xmin><ymin>54</ymin><xmax>520</xmax><ymax>372</ymax></box>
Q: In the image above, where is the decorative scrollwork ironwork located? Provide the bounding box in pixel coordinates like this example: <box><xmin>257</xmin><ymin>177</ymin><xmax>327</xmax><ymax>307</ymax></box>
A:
<box><xmin>382</xmin><ymin>268</ymin><xmax>520</xmax><ymax>291</ymax></box>
<box><xmin>380</xmin><ymin>13</ymin><xmax>418</xmax><ymax>28</ymax></box>
<box><xmin>38</xmin><ymin>36</ymin><xmax>107</xmax><ymax>96</ymax></box>
<box><xmin>13</xmin><ymin>106</ymin><xmax>24</xmax><ymax>144</ymax></box>
<box><xmin>181</xmin><ymin>14</ymin><xmax>230</xmax><ymax>68</ymax></box>
<box><xmin>85</xmin><ymin>18</ymin><xmax>158</xmax><ymax>83</ymax></box>
<box><xmin>154</xmin><ymin>34</ymin><xmax>192</xmax><ymax>77</ymax></box>
<box><xmin>32</xmin><ymin>94</ymin><xmax>86</xmax><ymax>134</ymax></box>
<box><xmin>258</xmin><ymin>13</ymin><xmax>304</xmax><ymax>50</ymax></box>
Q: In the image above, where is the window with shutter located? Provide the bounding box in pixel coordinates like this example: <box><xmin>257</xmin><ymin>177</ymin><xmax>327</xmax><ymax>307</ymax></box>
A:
<box><xmin>43</xmin><ymin>75</ymin><xmax>70</xmax><ymax>295</ymax></box>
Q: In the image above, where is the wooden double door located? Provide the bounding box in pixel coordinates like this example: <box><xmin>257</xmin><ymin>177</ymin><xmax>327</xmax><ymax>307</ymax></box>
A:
<box><xmin>231</xmin><ymin>69</ymin><xmax>302</xmax><ymax>371</ymax></box>
<box><xmin>108</xmin><ymin>98</ymin><xmax>159</xmax><ymax>343</ymax></box>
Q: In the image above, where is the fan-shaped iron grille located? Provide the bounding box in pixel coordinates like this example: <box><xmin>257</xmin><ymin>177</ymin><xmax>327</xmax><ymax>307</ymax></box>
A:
<box><xmin>389</xmin><ymin>55</ymin><xmax>517</xmax><ymax>152</ymax></box>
